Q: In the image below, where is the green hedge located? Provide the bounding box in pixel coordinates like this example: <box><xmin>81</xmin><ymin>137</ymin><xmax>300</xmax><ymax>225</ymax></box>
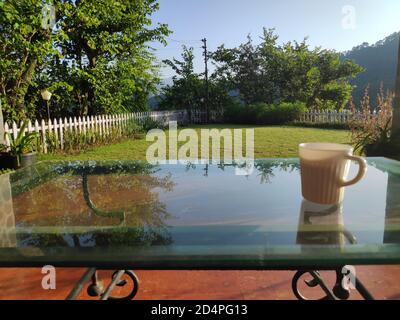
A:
<box><xmin>225</xmin><ymin>102</ymin><xmax>307</xmax><ymax>125</ymax></box>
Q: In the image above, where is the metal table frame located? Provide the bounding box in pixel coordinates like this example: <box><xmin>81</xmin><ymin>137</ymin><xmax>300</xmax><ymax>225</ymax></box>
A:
<box><xmin>64</xmin><ymin>219</ymin><xmax>375</xmax><ymax>300</ymax></box>
<box><xmin>63</xmin><ymin>265</ymin><xmax>374</xmax><ymax>300</ymax></box>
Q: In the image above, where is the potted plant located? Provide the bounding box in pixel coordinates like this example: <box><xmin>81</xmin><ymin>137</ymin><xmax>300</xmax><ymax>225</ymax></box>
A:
<box><xmin>1</xmin><ymin>120</ymin><xmax>38</xmax><ymax>169</ymax></box>
<box><xmin>0</xmin><ymin>145</ymin><xmax>15</xmax><ymax>169</ymax></box>
<box><xmin>354</xmin><ymin>118</ymin><xmax>400</xmax><ymax>158</ymax></box>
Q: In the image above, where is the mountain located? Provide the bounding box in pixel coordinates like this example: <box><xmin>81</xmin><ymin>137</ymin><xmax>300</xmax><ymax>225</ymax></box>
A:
<box><xmin>341</xmin><ymin>32</ymin><xmax>399</xmax><ymax>106</ymax></box>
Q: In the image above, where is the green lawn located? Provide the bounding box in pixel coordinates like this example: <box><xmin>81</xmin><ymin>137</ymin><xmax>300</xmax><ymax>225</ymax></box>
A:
<box><xmin>39</xmin><ymin>125</ymin><xmax>352</xmax><ymax>161</ymax></box>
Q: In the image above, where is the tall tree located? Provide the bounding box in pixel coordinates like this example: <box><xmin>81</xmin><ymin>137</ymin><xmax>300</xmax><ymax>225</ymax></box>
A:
<box><xmin>211</xmin><ymin>33</ymin><xmax>278</xmax><ymax>105</ymax></box>
<box><xmin>212</xmin><ymin>28</ymin><xmax>363</xmax><ymax>110</ymax></box>
<box><xmin>0</xmin><ymin>0</ymin><xmax>56</xmax><ymax>121</ymax></box>
<box><xmin>0</xmin><ymin>0</ymin><xmax>170</xmax><ymax>121</ymax></box>
<box><xmin>48</xmin><ymin>0</ymin><xmax>170</xmax><ymax>116</ymax></box>
<box><xmin>160</xmin><ymin>46</ymin><xmax>203</xmax><ymax>113</ymax></box>
<box><xmin>160</xmin><ymin>46</ymin><xmax>233</xmax><ymax>115</ymax></box>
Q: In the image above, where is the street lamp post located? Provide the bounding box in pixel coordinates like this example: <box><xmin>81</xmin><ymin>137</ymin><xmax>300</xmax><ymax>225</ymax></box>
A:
<box><xmin>41</xmin><ymin>89</ymin><xmax>52</xmax><ymax>120</ymax></box>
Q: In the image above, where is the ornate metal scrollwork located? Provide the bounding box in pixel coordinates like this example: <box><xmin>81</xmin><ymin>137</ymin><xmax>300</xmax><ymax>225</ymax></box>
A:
<box><xmin>107</xmin><ymin>270</ymin><xmax>140</xmax><ymax>300</ymax></box>
<box><xmin>292</xmin><ymin>269</ymin><xmax>350</xmax><ymax>301</ymax></box>
<box><xmin>87</xmin><ymin>270</ymin><xmax>139</xmax><ymax>300</ymax></box>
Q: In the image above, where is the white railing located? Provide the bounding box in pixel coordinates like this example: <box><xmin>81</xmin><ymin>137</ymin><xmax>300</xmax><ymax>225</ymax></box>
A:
<box><xmin>298</xmin><ymin>110</ymin><xmax>381</xmax><ymax>124</ymax></box>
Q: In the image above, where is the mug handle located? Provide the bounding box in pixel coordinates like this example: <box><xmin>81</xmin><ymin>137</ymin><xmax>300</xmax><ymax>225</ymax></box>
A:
<box><xmin>339</xmin><ymin>155</ymin><xmax>367</xmax><ymax>187</ymax></box>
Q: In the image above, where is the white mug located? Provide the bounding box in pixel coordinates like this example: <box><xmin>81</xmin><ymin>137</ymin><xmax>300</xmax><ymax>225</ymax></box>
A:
<box><xmin>299</xmin><ymin>143</ymin><xmax>367</xmax><ymax>205</ymax></box>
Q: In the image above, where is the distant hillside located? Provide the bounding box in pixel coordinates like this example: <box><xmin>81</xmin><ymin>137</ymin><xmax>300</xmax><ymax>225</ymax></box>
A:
<box><xmin>341</xmin><ymin>32</ymin><xmax>399</xmax><ymax>106</ymax></box>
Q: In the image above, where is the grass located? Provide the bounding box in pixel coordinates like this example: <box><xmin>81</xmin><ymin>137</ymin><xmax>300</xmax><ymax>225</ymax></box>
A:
<box><xmin>39</xmin><ymin>125</ymin><xmax>352</xmax><ymax>161</ymax></box>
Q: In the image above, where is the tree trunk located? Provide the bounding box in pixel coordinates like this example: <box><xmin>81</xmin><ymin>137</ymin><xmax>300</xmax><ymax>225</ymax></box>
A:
<box><xmin>0</xmin><ymin>99</ymin><xmax>4</xmax><ymax>145</ymax></box>
<box><xmin>8</xmin><ymin>58</ymin><xmax>38</xmax><ymax>119</ymax></box>
<box><xmin>85</xmin><ymin>50</ymin><xmax>97</xmax><ymax>115</ymax></box>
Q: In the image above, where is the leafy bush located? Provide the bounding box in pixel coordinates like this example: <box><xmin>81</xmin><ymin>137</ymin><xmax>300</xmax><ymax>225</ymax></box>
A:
<box><xmin>45</xmin><ymin>132</ymin><xmax>59</xmax><ymax>154</ymax></box>
<box><xmin>45</xmin><ymin>118</ymin><xmax>155</xmax><ymax>155</ymax></box>
<box><xmin>46</xmin><ymin>126</ymin><xmax>124</xmax><ymax>155</ymax></box>
<box><xmin>140</xmin><ymin>117</ymin><xmax>165</xmax><ymax>132</ymax></box>
<box><xmin>224</xmin><ymin>102</ymin><xmax>258</xmax><ymax>124</ymax></box>
<box><xmin>258</xmin><ymin>102</ymin><xmax>307</xmax><ymax>125</ymax></box>
<box><xmin>225</xmin><ymin>102</ymin><xmax>307</xmax><ymax>125</ymax></box>
<box><xmin>62</xmin><ymin>126</ymin><xmax>127</xmax><ymax>154</ymax></box>
<box><xmin>125</xmin><ymin>119</ymin><xmax>146</xmax><ymax>138</ymax></box>
<box><xmin>1</xmin><ymin>120</ymin><xmax>39</xmax><ymax>166</ymax></box>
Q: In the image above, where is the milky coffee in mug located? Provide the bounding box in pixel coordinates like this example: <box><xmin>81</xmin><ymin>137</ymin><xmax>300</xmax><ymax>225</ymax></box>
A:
<box><xmin>299</xmin><ymin>143</ymin><xmax>367</xmax><ymax>205</ymax></box>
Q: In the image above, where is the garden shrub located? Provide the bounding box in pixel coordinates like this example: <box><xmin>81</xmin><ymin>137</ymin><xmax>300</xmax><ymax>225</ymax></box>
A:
<box><xmin>125</xmin><ymin>119</ymin><xmax>145</xmax><ymax>138</ymax></box>
<box><xmin>224</xmin><ymin>102</ymin><xmax>307</xmax><ymax>125</ymax></box>
<box><xmin>42</xmin><ymin>117</ymin><xmax>167</xmax><ymax>155</ymax></box>
<box><xmin>258</xmin><ymin>102</ymin><xmax>307</xmax><ymax>125</ymax></box>
<box><xmin>140</xmin><ymin>116</ymin><xmax>165</xmax><ymax>132</ymax></box>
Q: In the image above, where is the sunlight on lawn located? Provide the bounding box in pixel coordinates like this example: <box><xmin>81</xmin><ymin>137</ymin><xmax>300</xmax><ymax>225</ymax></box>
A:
<box><xmin>40</xmin><ymin>126</ymin><xmax>352</xmax><ymax>161</ymax></box>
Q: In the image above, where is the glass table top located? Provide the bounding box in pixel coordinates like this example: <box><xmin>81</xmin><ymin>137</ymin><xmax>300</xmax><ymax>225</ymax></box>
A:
<box><xmin>1</xmin><ymin>157</ymin><xmax>400</xmax><ymax>269</ymax></box>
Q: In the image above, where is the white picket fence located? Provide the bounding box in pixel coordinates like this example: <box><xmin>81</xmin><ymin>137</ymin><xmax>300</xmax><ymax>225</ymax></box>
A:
<box><xmin>2</xmin><ymin>109</ymin><xmax>222</xmax><ymax>154</ymax></box>
<box><xmin>2</xmin><ymin>109</ymin><xmax>380</xmax><ymax>154</ymax></box>
<box><xmin>298</xmin><ymin>110</ymin><xmax>382</xmax><ymax>124</ymax></box>
<box><xmin>3</xmin><ymin>111</ymin><xmax>186</xmax><ymax>154</ymax></box>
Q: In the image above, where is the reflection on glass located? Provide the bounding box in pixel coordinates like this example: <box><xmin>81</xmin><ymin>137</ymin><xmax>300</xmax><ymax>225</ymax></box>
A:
<box><xmin>183</xmin><ymin>159</ymin><xmax>300</xmax><ymax>184</ymax></box>
<box><xmin>1</xmin><ymin>158</ymin><xmax>399</xmax><ymax>261</ymax></box>
<box><xmin>255</xmin><ymin>160</ymin><xmax>299</xmax><ymax>184</ymax></box>
<box><xmin>10</xmin><ymin>161</ymin><xmax>175</xmax><ymax>248</ymax></box>
<box><xmin>384</xmin><ymin>170</ymin><xmax>400</xmax><ymax>243</ymax></box>
<box><xmin>367</xmin><ymin>158</ymin><xmax>400</xmax><ymax>244</ymax></box>
<box><xmin>0</xmin><ymin>174</ymin><xmax>16</xmax><ymax>248</ymax></box>
<box><xmin>297</xmin><ymin>200</ymin><xmax>356</xmax><ymax>248</ymax></box>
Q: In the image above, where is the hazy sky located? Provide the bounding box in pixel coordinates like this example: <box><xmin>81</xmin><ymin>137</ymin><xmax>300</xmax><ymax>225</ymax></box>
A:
<box><xmin>151</xmin><ymin>0</ymin><xmax>400</xmax><ymax>78</ymax></box>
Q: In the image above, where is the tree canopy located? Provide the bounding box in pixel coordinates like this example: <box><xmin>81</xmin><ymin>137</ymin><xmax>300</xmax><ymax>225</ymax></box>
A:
<box><xmin>0</xmin><ymin>0</ymin><xmax>170</xmax><ymax>121</ymax></box>
<box><xmin>211</xmin><ymin>28</ymin><xmax>363</xmax><ymax>110</ymax></box>
<box><xmin>0</xmin><ymin>0</ymin><xmax>56</xmax><ymax>120</ymax></box>
<box><xmin>159</xmin><ymin>29</ymin><xmax>363</xmax><ymax>113</ymax></box>
<box><xmin>1</xmin><ymin>4</ymin><xmax>370</xmax><ymax>123</ymax></box>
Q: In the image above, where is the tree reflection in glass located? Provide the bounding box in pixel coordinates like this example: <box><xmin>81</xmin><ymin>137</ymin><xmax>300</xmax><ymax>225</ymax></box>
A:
<box><xmin>12</xmin><ymin>162</ymin><xmax>175</xmax><ymax>248</ymax></box>
<box><xmin>183</xmin><ymin>159</ymin><xmax>300</xmax><ymax>184</ymax></box>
